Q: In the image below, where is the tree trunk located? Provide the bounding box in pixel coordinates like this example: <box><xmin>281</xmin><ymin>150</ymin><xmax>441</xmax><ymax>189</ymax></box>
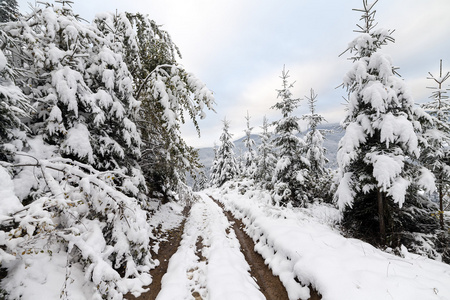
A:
<box><xmin>378</xmin><ymin>188</ymin><xmax>386</xmax><ymax>244</ymax></box>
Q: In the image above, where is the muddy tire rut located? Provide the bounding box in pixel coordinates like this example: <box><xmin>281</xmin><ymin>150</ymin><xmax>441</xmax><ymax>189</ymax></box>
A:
<box><xmin>125</xmin><ymin>206</ymin><xmax>190</xmax><ymax>300</ymax></box>
<box><xmin>211</xmin><ymin>196</ymin><xmax>321</xmax><ymax>300</ymax></box>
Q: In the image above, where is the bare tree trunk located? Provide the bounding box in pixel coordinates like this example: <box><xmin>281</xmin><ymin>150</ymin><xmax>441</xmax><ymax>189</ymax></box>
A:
<box><xmin>378</xmin><ymin>188</ymin><xmax>386</xmax><ymax>244</ymax></box>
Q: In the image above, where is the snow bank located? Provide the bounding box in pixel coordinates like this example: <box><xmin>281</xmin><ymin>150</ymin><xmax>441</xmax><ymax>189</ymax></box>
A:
<box><xmin>2</xmin><ymin>250</ymin><xmax>95</xmax><ymax>300</ymax></box>
<box><xmin>0</xmin><ymin>167</ymin><xmax>22</xmax><ymax>216</ymax></box>
<box><xmin>208</xmin><ymin>183</ymin><xmax>450</xmax><ymax>300</ymax></box>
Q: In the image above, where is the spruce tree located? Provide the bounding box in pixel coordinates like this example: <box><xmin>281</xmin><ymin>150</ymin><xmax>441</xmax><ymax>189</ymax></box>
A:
<box><xmin>336</xmin><ymin>0</ymin><xmax>436</xmax><ymax>244</ymax></box>
<box><xmin>2</xmin><ymin>4</ymin><xmax>145</xmax><ymax>197</ymax></box>
<box><xmin>210</xmin><ymin>118</ymin><xmax>239</xmax><ymax>187</ymax></box>
<box><xmin>0</xmin><ymin>47</ymin><xmax>30</xmax><ymax>162</ymax></box>
<box><xmin>0</xmin><ymin>4</ymin><xmax>155</xmax><ymax>297</ymax></box>
<box><xmin>271</xmin><ymin>66</ymin><xmax>309</xmax><ymax>207</ymax></box>
<box><xmin>301</xmin><ymin>89</ymin><xmax>331</xmax><ymax>202</ymax></box>
<box><xmin>193</xmin><ymin>171</ymin><xmax>208</xmax><ymax>192</ymax></box>
<box><xmin>255</xmin><ymin>116</ymin><xmax>276</xmax><ymax>188</ymax></box>
<box><xmin>119</xmin><ymin>12</ymin><xmax>215</xmax><ymax>201</ymax></box>
<box><xmin>242</xmin><ymin>111</ymin><xmax>257</xmax><ymax>179</ymax></box>
<box><xmin>421</xmin><ymin>60</ymin><xmax>450</xmax><ymax>230</ymax></box>
<box><xmin>209</xmin><ymin>142</ymin><xmax>219</xmax><ymax>186</ymax></box>
<box><xmin>0</xmin><ymin>0</ymin><xmax>19</xmax><ymax>22</ymax></box>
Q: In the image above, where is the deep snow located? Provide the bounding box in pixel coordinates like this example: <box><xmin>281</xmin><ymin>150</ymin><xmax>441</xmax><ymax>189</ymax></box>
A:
<box><xmin>206</xmin><ymin>182</ymin><xmax>450</xmax><ymax>300</ymax></box>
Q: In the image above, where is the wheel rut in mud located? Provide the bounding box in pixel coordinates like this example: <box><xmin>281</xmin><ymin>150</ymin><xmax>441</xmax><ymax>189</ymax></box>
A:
<box><xmin>211</xmin><ymin>196</ymin><xmax>321</xmax><ymax>300</ymax></box>
<box><xmin>125</xmin><ymin>205</ymin><xmax>190</xmax><ymax>300</ymax></box>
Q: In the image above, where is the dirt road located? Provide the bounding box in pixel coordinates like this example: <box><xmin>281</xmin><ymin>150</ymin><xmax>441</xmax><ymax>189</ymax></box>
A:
<box><xmin>127</xmin><ymin>196</ymin><xmax>321</xmax><ymax>300</ymax></box>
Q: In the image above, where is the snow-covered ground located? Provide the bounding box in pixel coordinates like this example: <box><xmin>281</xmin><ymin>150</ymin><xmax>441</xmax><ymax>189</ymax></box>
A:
<box><xmin>206</xmin><ymin>181</ymin><xmax>450</xmax><ymax>300</ymax></box>
<box><xmin>0</xmin><ymin>199</ymin><xmax>185</xmax><ymax>300</ymax></box>
<box><xmin>157</xmin><ymin>193</ymin><xmax>264</xmax><ymax>300</ymax></box>
<box><xmin>2</xmin><ymin>179</ymin><xmax>448</xmax><ymax>300</ymax></box>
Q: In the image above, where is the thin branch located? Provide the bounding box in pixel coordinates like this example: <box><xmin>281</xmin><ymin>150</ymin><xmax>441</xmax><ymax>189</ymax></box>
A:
<box><xmin>134</xmin><ymin>64</ymin><xmax>174</xmax><ymax>101</ymax></box>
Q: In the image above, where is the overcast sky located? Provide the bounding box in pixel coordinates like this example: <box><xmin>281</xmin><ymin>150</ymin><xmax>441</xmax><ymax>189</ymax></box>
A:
<box><xmin>18</xmin><ymin>0</ymin><xmax>450</xmax><ymax>148</ymax></box>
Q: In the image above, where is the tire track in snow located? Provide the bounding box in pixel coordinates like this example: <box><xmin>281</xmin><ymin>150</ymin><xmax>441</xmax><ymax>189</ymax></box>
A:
<box><xmin>125</xmin><ymin>205</ymin><xmax>189</xmax><ymax>300</ymax></box>
<box><xmin>211</xmin><ymin>197</ymin><xmax>322</xmax><ymax>300</ymax></box>
<box><xmin>156</xmin><ymin>193</ymin><xmax>265</xmax><ymax>300</ymax></box>
<box><xmin>212</xmin><ymin>197</ymin><xmax>291</xmax><ymax>300</ymax></box>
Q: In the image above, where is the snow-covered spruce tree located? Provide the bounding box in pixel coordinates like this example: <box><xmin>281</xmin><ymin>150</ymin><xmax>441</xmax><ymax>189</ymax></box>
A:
<box><xmin>210</xmin><ymin>118</ymin><xmax>239</xmax><ymax>187</ymax></box>
<box><xmin>420</xmin><ymin>60</ymin><xmax>450</xmax><ymax>230</ymax></box>
<box><xmin>0</xmin><ymin>46</ymin><xmax>30</xmax><ymax>162</ymax></box>
<box><xmin>209</xmin><ymin>142</ymin><xmax>219</xmax><ymax>186</ymax></box>
<box><xmin>116</xmin><ymin>12</ymin><xmax>215</xmax><ymax>202</ymax></box>
<box><xmin>89</xmin><ymin>12</ymin><xmax>146</xmax><ymax>196</ymax></box>
<box><xmin>301</xmin><ymin>89</ymin><xmax>332</xmax><ymax>202</ymax></box>
<box><xmin>3</xmin><ymin>2</ymin><xmax>145</xmax><ymax>197</ymax></box>
<box><xmin>336</xmin><ymin>0</ymin><xmax>436</xmax><ymax>245</ymax></box>
<box><xmin>241</xmin><ymin>111</ymin><xmax>257</xmax><ymax>179</ymax></box>
<box><xmin>0</xmin><ymin>3</ymin><xmax>155</xmax><ymax>298</ymax></box>
<box><xmin>271</xmin><ymin>66</ymin><xmax>309</xmax><ymax>207</ymax></box>
<box><xmin>193</xmin><ymin>170</ymin><xmax>208</xmax><ymax>192</ymax></box>
<box><xmin>0</xmin><ymin>0</ymin><xmax>19</xmax><ymax>22</ymax></box>
<box><xmin>255</xmin><ymin>116</ymin><xmax>276</xmax><ymax>188</ymax></box>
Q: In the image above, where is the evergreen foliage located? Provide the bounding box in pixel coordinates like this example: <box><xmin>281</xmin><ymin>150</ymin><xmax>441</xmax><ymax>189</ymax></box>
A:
<box><xmin>0</xmin><ymin>0</ymin><xmax>19</xmax><ymax>22</ymax></box>
<box><xmin>0</xmin><ymin>47</ymin><xmax>30</xmax><ymax>162</ymax></box>
<box><xmin>193</xmin><ymin>171</ymin><xmax>208</xmax><ymax>192</ymax></box>
<box><xmin>210</xmin><ymin>118</ymin><xmax>239</xmax><ymax>187</ymax></box>
<box><xmin>120</xmin><ymin>12</ymin><xmax>215</xmax><ymax>202</ymax></box>
<box><xmin>2</xmin><ymin>4</ymin><xmax>145</xmax><ymax>196</ymax></box>
<box><xmin>0</xmin><ymin>3</ymin><xmax>152</xmax><ymax>297</ymax></box>
<box><xmin>255</xmin><ymin>116</ymin><xmax>276</xmax><ymax>188</ymax></box>
<box><xmin>209</xmin><ymin>143</ymin><xmax>219</xmax><ymax>186</ymax></box>
<box><xmin>241</xmin><ymin>111</ymin><xmax>257</xmax><ymax>179</ymax></box>
<box><xmin>271</xmin><ymin>66</ymin><xmax>309</xmax><ymax>207</ymax></box>
<box><xmin>336</xmin><ymin>0</ymin><xmax>437</xmax><ymax>245</ymax></box>
<box><xmin>0</xmin><ymin>2</ymin><xmax>214</xmax><ymax>297</ymax></box>
<box><xmin>301</xmin><ymin>89</ymin><xmax>332</xmax><ymax>202</ymax></box>
<box><xmin>420</xmin><ymin>60</ymin><xmax>450</xmax><ymax>230</ymax></box>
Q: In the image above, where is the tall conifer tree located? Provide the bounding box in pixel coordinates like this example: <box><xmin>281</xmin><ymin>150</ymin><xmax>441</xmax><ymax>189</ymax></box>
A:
<box><xmin>271</xmin><ymin>66</ymin><xmax>309</xmax><ymax>206</ymax></box>
<box><xmin>302</xmin><ymin>89</ymin><xmax>330</xmax><ymax>202</ymax></box>
<box><xmin>336</xmin><ymin>0</ymin><xmax>435</xmax><ymax>244</ymax></box>
<box><xmin>255</xmin><ymin>116</ymin><xmax>276</xmax><ymax>188</ymax></box>
<box><xmin>210</xmin><ymin>118</ymin><xmax>239</xmax><ymax>187</ymax></box>
<box><xmin>242</xmin><ymin>111</ymin><xmax>257</xmax><ymax>179</ymax></box>
<box><xmin>119</xmin><ymin>12</ymin><xmax>215</xmax><ymax>201</ymax></box>
<box><xmin>420</xmin><ymin>60</ymin><xmax>450</xmax><ymax>229</ymax></box>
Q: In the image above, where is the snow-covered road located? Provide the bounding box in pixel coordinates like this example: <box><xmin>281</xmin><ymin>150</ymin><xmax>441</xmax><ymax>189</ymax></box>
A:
<box><xmin>152</xmin><ymin>185</ymin><xmax>450</xmax><ymax>300</ymax></box>
<box><xmin>156</xmin><ymin>193</ymin><xmax>265</xmax><ymax>300</ymax></box>
<box><xmin>208</xmin><ymin>183</ymin><xmax>450</xmax><ymax>300</ymax></box>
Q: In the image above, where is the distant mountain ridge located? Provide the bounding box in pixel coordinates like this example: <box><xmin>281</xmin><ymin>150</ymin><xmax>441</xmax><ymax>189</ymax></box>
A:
<box><xmin>196</xmin><ymin>123</ymin><xmax>344</xmax><ymax>182</ymax></box>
